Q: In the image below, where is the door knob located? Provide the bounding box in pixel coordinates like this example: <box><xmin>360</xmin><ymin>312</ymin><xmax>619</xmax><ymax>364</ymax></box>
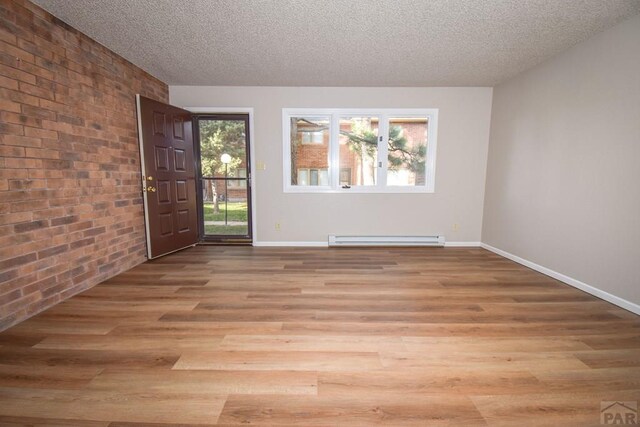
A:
<box><xmin>147</xmin><ymin>186</ymin><xmax>156</xmax><ymax>192</ymax></box>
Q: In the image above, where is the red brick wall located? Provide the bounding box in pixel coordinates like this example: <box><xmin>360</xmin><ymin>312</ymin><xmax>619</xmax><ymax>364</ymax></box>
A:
<box><xmin>295</xmin><ymin>143</ymin><xmax>330</xmax><ymax>169</ymax></box>
<box><xmin>0</xmin><ymin>0</ymin><xmax>168</xmax><ymax>330</ymax></box>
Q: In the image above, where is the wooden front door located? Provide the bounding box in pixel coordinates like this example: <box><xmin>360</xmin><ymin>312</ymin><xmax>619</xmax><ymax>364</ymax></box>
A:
<box><xmin>136</xmin><ymin>95</ymin><xmax>198</xmax><ymax>259</ymax></box>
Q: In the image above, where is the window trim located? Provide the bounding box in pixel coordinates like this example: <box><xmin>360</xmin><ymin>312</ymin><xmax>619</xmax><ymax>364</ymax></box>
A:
<box><xmin>283</xmin><ymin>108</ymin><xmax>438</xmax><ymax>193</ymax></box>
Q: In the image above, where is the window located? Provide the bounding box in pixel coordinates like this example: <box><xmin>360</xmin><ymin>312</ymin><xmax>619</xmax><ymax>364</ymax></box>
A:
<box><xmin>283</xmin><ymin>108</ymin><xmax>438</xmax><ymax>193</ymax></box>
<box><xmin>297</xmin><ymin>168</ymin><xmax>328</xmax><ymax>186</ymax></box>
<box><xmin>339</xmin><ymin>116</ymin><xmax>378</xmax><ymax>187</ymax></box>
<box><xmin>302</xmin><ymin>131</ymin><xmax>324</xmax><ymax>144</ymax></box>
<box><xmin>289</xmin><ymin>116</ymin><xmax>330</xmax><ymax>186</ymax></box>
<box><xmin>228</xmin><ymin>168</ymin><xmax>247</xmax><ymax>188</ymax></box>
<box><xmin>339</xmin><ymin>168</ymin><xmax>352</xmax><ymax>186</ymax></box>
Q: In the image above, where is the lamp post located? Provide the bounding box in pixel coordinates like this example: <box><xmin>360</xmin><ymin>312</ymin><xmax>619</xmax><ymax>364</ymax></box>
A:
<box><xmin>220</xmin><ymin>153</ymin><xmax>231</xmax><ymax>226</ymax></box>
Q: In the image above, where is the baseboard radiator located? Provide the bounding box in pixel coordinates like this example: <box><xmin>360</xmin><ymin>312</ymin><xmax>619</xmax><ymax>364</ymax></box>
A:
<box><xmin>328</xmin><ymin>235</ymin><xmax>445</xmax><ymax>247</ymax></box>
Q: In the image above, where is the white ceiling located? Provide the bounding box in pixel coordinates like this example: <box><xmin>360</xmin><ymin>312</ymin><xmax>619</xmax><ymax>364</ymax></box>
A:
<box><xmin>33</xmin><ymin>0</ymin><xmax>640</xmax><ymax>87</ymax></box>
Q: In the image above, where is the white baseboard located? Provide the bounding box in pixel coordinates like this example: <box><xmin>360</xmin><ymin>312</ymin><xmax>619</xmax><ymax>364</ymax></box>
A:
<box><xmin>480</xmin><ymin>243</ymin><xmax>640</xmax><ymax>316</ymax></box>
<box><xmin>444</xmin><ymin>241</ymin><xmax>481</xmax><ymax>247</ymax></box>
<box><xmin>253</xmin><ymin>241</ymin><xmax>481</xmax><ymax>248</ymax></box>
<box><xmin>253</xmin><ymin>241</ymin><xmax>328</xmax><ymax>247</ymax></box>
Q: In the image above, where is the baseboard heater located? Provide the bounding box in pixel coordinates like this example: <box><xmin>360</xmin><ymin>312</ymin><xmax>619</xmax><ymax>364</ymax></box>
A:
<box><xmin>328</xmin><ymin>235</ymin><xmax>445</xmax><ymax>247</ymax></box>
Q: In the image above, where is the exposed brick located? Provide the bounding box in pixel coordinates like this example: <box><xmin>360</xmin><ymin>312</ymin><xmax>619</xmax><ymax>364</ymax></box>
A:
<box><xmin>20</xmin><ymin>103</ymin><xmax>56</xmax><ymax>120</ymax></box>
<box><xmin>69</xmin><ymin>236</ymin><xmax>94</xmax><ymax>250</ymax></box>
<box><xmin>10</xmin><ymin>199</ymin><xmax>48</xmax><ymax>213</ymax></box>
<box><xmin>0</xmin><ymin>111</ymin><xmax>42</xmax><ymax>127</ymax></box>
<box><xmin>41</xmin><ymin>158</ymin><xmax>72</xmax><ymax>169</ymax></box>
<box><xmin>0</xmin><ymin>211</ymin><xmax>32</xmax><ymax>226</ymax></box>
<box><xmin>0</xmin><ymin>74</ymin><xmax>19</xmax><ymax>90</ymax></box>
<box><xmin>0</xmin><ymin>87</ymin><xmax>40</xmax><ymax>106</ymax></box>
<box><xmin>18</xmin><ymin>80</ymin><xmax>55</xmax><ymax>100</ymax></box>
<box><xmin>0</xmin><ymin>0</ymin><xmax>168</xmax><ymax>330</ymax></box>
<box><xmin>5</xmin><ymin>157</ymin><xmax>41</xmax><ymax>169</ymax></box>
<box><xmin>0</xmin><ymin>269</ymin><xmax>19</xmax><ymax>284</ymax></box>
<box><xmin>0</xmin><ymin>252</ymin><xmax>37</xmax><ymax>270</ymax></box>
<box><xmin>67</xmin><ymin>220</ymin><xmax>92</xmax><ymax>232</ymax></box>
<box><xmin>0</xmin><ymin>63</ymin><xmax>37</xmax><ymax>85</ymax></box>
<box><xmin>37</xmin><ymin>243</ymin><xmax>68</xmax><ymax>259</ymax></box>
<box><xmin>0</xmin><ymin>98</ymin><xmax>21</xmax><ymax>113</ymax></box>
<box><xmin>50</xmin><ymin>215</ymin><xmax>76</xmax><ymax>226</ymax></box>
<box><xmin>0</xmin><ymin>29</ymin><xmax>17</xmax><ymax>46</ymax></box>
<box><xmin>9</xmin><ymin>178</ymin><xmax>45</xmax><ymax>190</ymax></box>
<box><xmin>22</xmin><ymin>274</ymin><xmax>57</xmax><ymax>297</ymax></box>
<box><xmin>24</xmin><ymin>147</ymin><xmax>59</xmax><ymax>159</ymax></box>
<box><xmin>83</xmin><ymin>226</ymin><xmax>105</xmax><ymax>237</ymax></box>
<box><xmin>0</xmin><ymin>39</ymin><xmax>34</xmax><ymax>63</ymax></box>
<box><xmin>13</xmin><ymin>219</ymin><xmax>48</xmax><ymax>233</ymax></box>
<box><xmin>0</xmin><ymin>145</ymin><xmax>25</xmax><ymax>157</ymax></box>
<box><xmin>0</xmin><ymin>133</ymin><xmax>41</xmax><ymax>147</ymax></box>
<box><xmin>24</xmin><ymin>126</ymin><xmax>57</xmax><ymax>139</ymax></box>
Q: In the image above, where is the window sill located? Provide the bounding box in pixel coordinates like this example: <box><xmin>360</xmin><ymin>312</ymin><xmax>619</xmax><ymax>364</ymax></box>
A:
<box><xmin>283</xmin><ymin>186</ymin><xmax>435</xmax><ymax>194</ymax></box>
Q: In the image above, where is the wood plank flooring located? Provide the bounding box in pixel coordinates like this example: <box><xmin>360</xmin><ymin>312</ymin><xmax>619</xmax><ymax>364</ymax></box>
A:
<box><xmin>0</xmin><ymin>246</ymin><xmax>639</xmax><ymax>426</ymax></box>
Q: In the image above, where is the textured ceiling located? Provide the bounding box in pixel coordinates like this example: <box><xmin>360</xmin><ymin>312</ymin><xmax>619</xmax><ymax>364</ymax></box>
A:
<box><xmin>33</xmin><ymin>0</ymin><xmax>640</xmax><ymax>86</ymax></box>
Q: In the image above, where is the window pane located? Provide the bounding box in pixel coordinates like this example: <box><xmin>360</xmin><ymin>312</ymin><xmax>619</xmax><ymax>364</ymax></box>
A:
<box><xmin>198</xmin><ymin>119</ymin><xmax>247</xmax><ymax>179</ymax></box>
<box><xmin>297</xmin><ymin>169</ymin><xmax>309</xmax><ymax>186</ymax></box>
<box><xmin>228</xmin><ymin>168</ymin><xmax>246</xmax><ymax>188</ymax></box>
<box><xmin>203</xmin><ymin>178</ymin><xmax>249</xmax><ymax>236</ymax></box>
<box><xmin>311</xmin><ymin>132</ymin><xmax>323</xmax><ymax>144</ymax></box>
<box><xmin>318</xmin><ymin>169</ymin><xmax>329</xmax><ymax>186</ymax></box>
<box><xmin>339</xmin><ymin>168</ymin><xmax>352</xmax><ymax>186</ymax></box>
<box><xmin>339</xmin><ymin>116</ymin><xmax>379</xmax><ymax>186</ymax></box>
<box><xmin>290</xmin><ymin>117</ymin><xmax>330</xmax><ymax>186</ymax></box>
<box><xmin>387</xmin><ymin>117</ymin><xmax>427</xmax><ymax>186</ymax></box>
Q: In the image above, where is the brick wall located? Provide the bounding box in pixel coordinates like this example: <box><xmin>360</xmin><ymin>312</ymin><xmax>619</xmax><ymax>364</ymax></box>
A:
<box><xmin>0</xmin><ymin>0</ymin><xmax>168</xmax><ymax>330</ymax></box>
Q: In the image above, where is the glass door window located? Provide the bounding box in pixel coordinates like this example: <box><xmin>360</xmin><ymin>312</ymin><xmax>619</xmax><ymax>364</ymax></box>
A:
<box><xmin>195</xmin><ymin>115</ymin><xmax>252</xmax><ymax>241</ymax></box>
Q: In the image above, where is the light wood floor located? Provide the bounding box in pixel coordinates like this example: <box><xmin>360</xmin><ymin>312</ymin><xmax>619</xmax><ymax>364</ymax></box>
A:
<box><xmin>0</xmin><ymin>246</ymin><xmax>639</xmax><ymax>426</ymax></box>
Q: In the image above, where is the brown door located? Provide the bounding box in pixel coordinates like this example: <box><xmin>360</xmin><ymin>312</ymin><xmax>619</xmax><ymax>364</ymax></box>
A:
<box><xmin>136</xmin><ymin>95</ymin><xmax>198</xmax><ymax>259</ymax></box>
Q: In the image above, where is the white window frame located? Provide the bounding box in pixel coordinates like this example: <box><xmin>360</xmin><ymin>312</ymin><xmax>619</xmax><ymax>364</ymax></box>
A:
<box><xmin>283</xmin><ymin>108</ymin><xmax>438</xmax><ymax>193</ymax></box>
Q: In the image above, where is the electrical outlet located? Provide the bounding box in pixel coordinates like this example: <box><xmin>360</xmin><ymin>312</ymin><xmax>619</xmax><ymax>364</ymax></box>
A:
<box><xmin>257</xmin><ymin>161</ymin><xmax>266</xmax><ymax>171</ymax></box>
<box><xmin>275</xmin><ymin>222</ymin><xmax>281</xmax><ymax>231</ymax></box>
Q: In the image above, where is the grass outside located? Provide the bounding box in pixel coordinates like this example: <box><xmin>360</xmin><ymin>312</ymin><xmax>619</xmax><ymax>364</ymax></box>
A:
<box><xmin>203</xmin><ymin>201</ymin><xmax>248</xmax><ymax>222</ymax></box>
<box><xmin>205</xmin><ymin>224</ymin><xmax>248</xmax><ymax>235</ymax></box>
<box><xmin>204</xmin><ymin>201</ymin><xmax>248</xmax><ymax>235</ymax></box>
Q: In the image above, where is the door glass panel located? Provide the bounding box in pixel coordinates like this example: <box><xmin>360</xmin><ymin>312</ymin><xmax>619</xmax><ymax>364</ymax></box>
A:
<box><xmin>339</xmin><ymin>116</ymin><xmax>379</xmax><ymax>186</ymax></box>
<box><xmin>199</xmin><ymin>120</ymin><xmax>247</xmax><ymax>178</ymax></box>
<box><xmin>202</xmin><ymin>178</ymin><xmax>248</xmax><ymax>236</ymax></box>
<box><xmin>290</xmin><ymin>117</ymin><xmax>330</xmax><ymax>186</ymax></box>
<box><xmin>387</xmin><ymin>117</ymin><xmax>428</xmax><ymax>186</ymax></box>
<box><xmin>198</xmin><ymin>117</ymin><xmax>250</xmax><ymax>237</ymax></box>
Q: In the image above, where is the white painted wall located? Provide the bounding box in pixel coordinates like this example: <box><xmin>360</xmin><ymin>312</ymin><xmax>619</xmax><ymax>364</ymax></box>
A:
<box><xmin>482</xmin><ymin>15</ymin><xmax>640</xmax><ymax>305</ymax></box>
<box><xmin>170</xmin><ymin>87</ymin><xmax>493</xmax><ymax>244</ymax></box>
